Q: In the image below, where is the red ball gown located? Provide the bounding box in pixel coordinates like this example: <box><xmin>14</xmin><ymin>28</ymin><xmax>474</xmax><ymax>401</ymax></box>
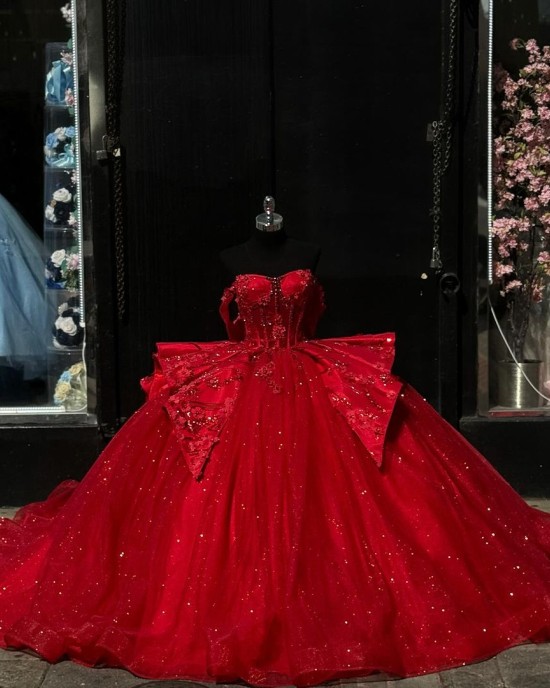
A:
<box><xmin>0</xmin><ymin>268</ymin><xmax>549</xmax><ymax>685</ymax></box>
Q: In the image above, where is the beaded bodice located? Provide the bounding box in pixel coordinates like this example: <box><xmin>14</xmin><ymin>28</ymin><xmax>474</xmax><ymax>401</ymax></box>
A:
<box><xmin>219</xmin><ymin>269</ymin><xmax>324</xmax><ymax>348</ymax></box>
<box><xmin>152</xmin><ymin>270</ymin><xmax>400</xmax><ymax>478</ymax></box>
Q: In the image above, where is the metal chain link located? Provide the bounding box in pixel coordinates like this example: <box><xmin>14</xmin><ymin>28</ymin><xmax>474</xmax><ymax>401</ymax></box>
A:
<box><xmin>105</xmin><ymin>0</ymin><xmax>127</xmax><ymax>319</ymax></box>
<box><xmin>430</xmin><ymin>0</ymin><xmax>459</xmax><ymax>271</ymax></box>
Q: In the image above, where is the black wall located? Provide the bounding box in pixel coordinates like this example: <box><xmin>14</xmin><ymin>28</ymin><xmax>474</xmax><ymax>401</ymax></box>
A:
<box><xmin>115</xmin><ymin>1</ymin><xmax>444</xmax><ymax>420</ymax></box>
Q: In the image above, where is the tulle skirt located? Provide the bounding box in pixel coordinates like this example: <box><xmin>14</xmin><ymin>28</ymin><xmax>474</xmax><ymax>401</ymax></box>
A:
<box><xmin>0</xmin><ymin>338</ymin><xmax>549</xmax><ymax>685</ymax></box>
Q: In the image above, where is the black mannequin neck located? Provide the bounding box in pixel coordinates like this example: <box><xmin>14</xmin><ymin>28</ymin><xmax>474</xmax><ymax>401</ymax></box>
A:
<box><xmin>249</xmin><ymin>227</ymin><xmax>287</xmax><ymax>247</ymax></box>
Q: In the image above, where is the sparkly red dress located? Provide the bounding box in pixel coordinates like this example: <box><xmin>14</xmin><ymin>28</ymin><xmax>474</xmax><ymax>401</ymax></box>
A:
<box><xmin>0</xmin><ymin>269</ymin><xmax>549</xmax><ymax>685</ymax></box>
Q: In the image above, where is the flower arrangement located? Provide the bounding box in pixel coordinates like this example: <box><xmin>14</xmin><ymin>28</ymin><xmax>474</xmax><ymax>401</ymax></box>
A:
<box><xmin>45</xmin><ymin>248</ymin><xmax>80</xmax><ymax>290</ymax></box>
<box><xmin>492</xmin><ymin>38</ymin><xmax>550</xmax><ymax>360</ymax></box>
<box><xmin>53</xmin><ymin>361</ymin><xmax>87</xmax><ymax>411</ymax></box>
<box><xmin>45</xmin><ymin>45</ymin><xmax>73</xmax><ymax>107</ymax></box>
<box><xmin>52</xmin><ymin>297</ymin><xmax>84</xmax><ymax>349</ymax></box>
<box><xmin>44</xmin><ymin>171</ymin><xmax>77</xmax><ymax>227</ymax></box>
<box><xmin>44</xmin><ymin>187</ymin><xmax>76</xmax><ymax>225</ymax></box>
<box><xmin>44</xmin><ymin>126</ymin><xmax>75</xmax><ymax>168</ymax></box>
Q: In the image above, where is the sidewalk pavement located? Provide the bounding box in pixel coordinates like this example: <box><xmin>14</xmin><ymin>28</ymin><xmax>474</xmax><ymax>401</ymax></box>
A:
<box><xmin>1</xmin><ymin>642</ymin><xmax>549</xmax><ymax>688</ymax></box>
<box><xmin>0</xmin><ymin>500</ymin><xmax>548</xmax><ymax>688</ymax></box>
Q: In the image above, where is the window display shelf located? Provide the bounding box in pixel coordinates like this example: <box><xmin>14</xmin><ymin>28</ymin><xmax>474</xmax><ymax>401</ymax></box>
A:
<box><xmin>41</xmin><ymin>10</ymin><xmax>87</xmax><ymax>417</ymax></box>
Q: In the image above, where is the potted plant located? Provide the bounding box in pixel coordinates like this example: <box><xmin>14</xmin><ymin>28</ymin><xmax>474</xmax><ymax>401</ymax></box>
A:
<box><xmin>491</xmin><ymin>38</ymin><xmax>550</xmax><ymax>406</ymax></box>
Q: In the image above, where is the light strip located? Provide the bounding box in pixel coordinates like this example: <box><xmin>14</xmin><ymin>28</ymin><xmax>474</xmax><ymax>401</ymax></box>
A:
<box><xmin>0</xmin><ymin>406</ymin><xmax>77</xmax><ymax>415</ymax></box>
<box><xmin>71</xmin><ymin>0</ymin><xmax>85</xmax><ymax>321</ymax></box>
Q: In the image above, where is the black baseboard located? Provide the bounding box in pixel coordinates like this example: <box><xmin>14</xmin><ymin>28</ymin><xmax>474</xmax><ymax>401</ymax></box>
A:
<box><xmin>2</xmin><ymin>419</ymin><xmax>547</xmax><ymax>505</ymax></box>
<box><xmin>0</xmin><ymin>426</ymin><xmax>103</xmax><ymax>505</ymax></box>
<box><xmin>460</xmin><ymin>416</ymin><xmax>550</xmax><ymax>498</ymax></box>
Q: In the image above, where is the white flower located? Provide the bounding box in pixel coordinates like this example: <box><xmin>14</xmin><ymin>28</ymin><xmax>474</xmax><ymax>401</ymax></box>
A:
<box><xmin>60</xmin><ymin>3</ymin><xmax>72</xmax><ymax>24</ymax></box>
<box><xmin>53</xmin><ymin>188</ymin><xmax>72</xmax><ymax>203</ymax></box>
<box><xmin>45</xmin><ymin>204</ymin><xmax>57</xmax><ymax>222</ymax></box>
<box><xmin>54</xmin><ymin>380</ymin><xmax>72</xmax><ymax>402</ymax></box>
<box><xmin>69</xmin><ymin>362</ymin><xmax>84</xmax><ymax>377</ymax></box>
<box><xmin>55</xmin><ymin>316</ymin><xmax>78</xmax><ymax>335</ymax></box>
<box><xmin>50</xmin><ymin>249</ymin><xmax>67</xmax><ymax>267</ymax></box>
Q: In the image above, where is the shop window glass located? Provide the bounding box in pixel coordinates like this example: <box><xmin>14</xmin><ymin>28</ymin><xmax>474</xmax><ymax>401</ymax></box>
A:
<box><xmin>0</xmin><ymin>1</ymin><xmax>95</xmax><ymax>422</ymax></box>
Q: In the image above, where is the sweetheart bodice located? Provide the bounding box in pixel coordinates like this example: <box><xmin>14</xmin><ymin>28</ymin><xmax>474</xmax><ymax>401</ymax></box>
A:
<box><xmin>219</xmin><ymin>269</ymin><xmax>325</xmax><ymax>347</ymax></box>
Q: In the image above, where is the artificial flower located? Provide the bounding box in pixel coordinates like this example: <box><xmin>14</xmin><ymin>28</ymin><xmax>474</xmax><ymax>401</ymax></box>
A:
<box><xmin>492</xmin><ymin>37</ymin><xmax>550</xmax><ymax>359</ymax></box>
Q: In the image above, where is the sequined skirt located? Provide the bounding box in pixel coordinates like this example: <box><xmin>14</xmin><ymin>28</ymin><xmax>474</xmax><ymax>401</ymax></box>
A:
<box><xmin>0</xmin><ymin>335</ymin><xmax>549</xmax><ymax>685</ymax></box>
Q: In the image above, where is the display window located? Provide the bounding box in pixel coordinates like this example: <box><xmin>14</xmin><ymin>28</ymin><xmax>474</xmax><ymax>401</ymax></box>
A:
<box><xmin>0</xmin><ymin>2</ymin><xmax>95</xmax><ymax>421</ymax></box>
<box><xmin>478</xmin><ymin>0</ymin><xmax>550</xmax><ymax>416</ymax></box>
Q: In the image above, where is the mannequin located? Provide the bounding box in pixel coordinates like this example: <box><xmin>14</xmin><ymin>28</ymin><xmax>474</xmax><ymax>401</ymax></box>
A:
<box><xmin>220</xmin><ymin>196</ymin><xmax>321</xmax><ymax>280</ymax></box>
<box><xmin>1</xmin><ymin>198</ymin><xmax>550</xmax><ymax>687</ymax></box>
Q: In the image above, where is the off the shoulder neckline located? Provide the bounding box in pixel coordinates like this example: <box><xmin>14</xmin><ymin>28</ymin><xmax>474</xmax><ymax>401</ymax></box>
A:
<box><xmin>234</xmin><ymin>268</ymin><xmax>313</xmax><ymax>281</ymax></box>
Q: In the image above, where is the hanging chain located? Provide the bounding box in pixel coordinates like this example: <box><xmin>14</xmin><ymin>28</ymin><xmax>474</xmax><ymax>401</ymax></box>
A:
<box><xmin>431</xmin><ymin>121</ymin><xmax>444</xmax><ymax>270</ymax></box>
<box><xmin>430</xmin><ymin>0</ymin><xmax>459</xmax><ymax>272</ymax></box>
<box><xmin>105</xmin><ymin>0</ymin><xmax>127</xmax><ymax>319</ymax></box>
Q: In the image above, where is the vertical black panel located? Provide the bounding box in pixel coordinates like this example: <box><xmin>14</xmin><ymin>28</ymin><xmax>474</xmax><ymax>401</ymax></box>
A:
<box><xmin>272</xmin><ymin>2</ymin><xmax>442</xmax><ymax>402</ymax></box>
<box><xmin>81</xmin><ymin>0</ymin><xmax>118</xmax><ymax>431</ymax></box>
<box><xmin>118</xmin><ymin>0</ymin><xmax>272</xmax><ymax>416</ymax></box>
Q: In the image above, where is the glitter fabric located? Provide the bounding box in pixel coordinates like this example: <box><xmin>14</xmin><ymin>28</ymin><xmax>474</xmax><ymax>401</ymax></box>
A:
<box><xmin>0</xmin><ymin>268</ymin><xmax>549</xmax><ymax>686</ymax></box>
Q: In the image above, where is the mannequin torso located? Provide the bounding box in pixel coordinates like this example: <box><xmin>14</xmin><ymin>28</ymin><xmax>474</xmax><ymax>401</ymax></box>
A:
<box><xmin>220</xmin><ymin>228</ymin><xmax>321</xmax><ymax>281</ymax></box>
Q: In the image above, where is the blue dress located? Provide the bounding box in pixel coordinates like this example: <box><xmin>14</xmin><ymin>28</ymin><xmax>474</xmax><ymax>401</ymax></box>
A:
<box><xmin>0</xmin><ymin>195</ymin><xmax>48</xmax><ymax>382</ymax></box>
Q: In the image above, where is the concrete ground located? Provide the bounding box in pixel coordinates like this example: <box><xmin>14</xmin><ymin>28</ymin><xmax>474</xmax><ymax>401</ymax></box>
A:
<box><xmin>0</xmin><ymin>500</ymin><xmax>548</xmax><ymax>687</ymax></box>
<box><xmin>0</xmin><ymin>640</ymin><xmax>549</xmax><ymax>688</ymax></box>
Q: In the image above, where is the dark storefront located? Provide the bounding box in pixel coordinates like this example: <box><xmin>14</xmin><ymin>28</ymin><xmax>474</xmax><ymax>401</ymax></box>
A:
<box><xmin>0</xmin><ymin>0</ymin><xmax>548</xmax><ymax>504</ymax></box>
